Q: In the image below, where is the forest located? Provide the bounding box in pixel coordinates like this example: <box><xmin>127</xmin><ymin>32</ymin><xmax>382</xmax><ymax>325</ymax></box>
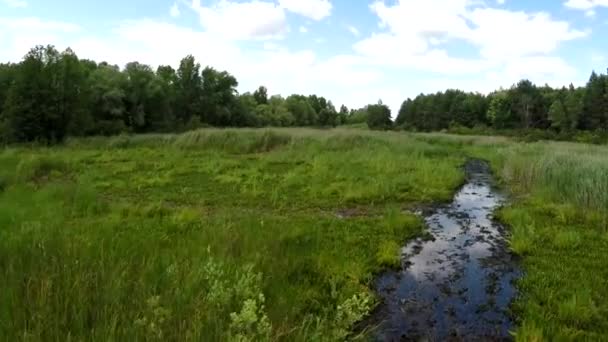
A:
<box><xmin>0</xmin><ymin>45</ymin><xmax>390</xmax><ymax>144</ymax></box>
<box><xmin>2</xmin><ymin>45</ymin><xmax>607</xmax><ymax>144</ymax></box>
<box><xmin>396</xmin><ymin>76</ymin><xmax>607</xmax><ymax>133</ymax></box>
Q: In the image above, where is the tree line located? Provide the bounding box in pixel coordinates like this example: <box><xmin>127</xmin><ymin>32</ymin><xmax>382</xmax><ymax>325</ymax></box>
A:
<box><xmin>0</xmin><ymin>45</ymin><xmax>395</xmax><ymax>144</ymax></box>
<box><xmin>7</xmin><ymin>45</ymin><xmax>604</xmax><ymax>144</ymax></box>
<box><xmin>396</xmin><ymin>72</ymin><xmax>608</xmax><ymax>133</ymax></box>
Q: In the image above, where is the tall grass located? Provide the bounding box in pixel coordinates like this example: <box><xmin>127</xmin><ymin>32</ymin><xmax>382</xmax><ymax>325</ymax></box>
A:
<box><xmin>4</xmin><ymin>129</ymin><xmax>608</xmax><ymax>340</ymax></box>
<box><xmin>0</xmin><ymin>128</ymin><xmax>465</xmax><ymax>341</ymax></box>
<box><xmin>466</xmin><ymin>139</ymin><xmax>608</xmax><ymax>340</ymax></box>
<box><xmin>499</xmin><ymin>143</ymin><xmax>608</xmax><ymax>215</ymax></box>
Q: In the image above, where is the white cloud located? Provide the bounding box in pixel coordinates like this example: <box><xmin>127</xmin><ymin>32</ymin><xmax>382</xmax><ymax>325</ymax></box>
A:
<box><xmin>0</xmin><ymin>17</ymin><xmax>382</xmax><ymax>109</ymax></box>
<box><xmin>347</xmin><ymin>25</ymin><xmax>360</xmax><ymax>36</ymax></box>
<box><xmin>278</xmin><ymin>0</ymin><xmax>332</xmax><ymax>20</ymax></box>
<box><xmin>190</xmin><ymin>0</ymin><xmax>287</xmax><ymax>40</ymax></box>
<box><xmin>0</xmin><ymin>17</ymin><xmax>81</xmax><ymax>61</ymax></box>
<box><xmin>170</xmin><ymin>2</ymin><xmax>180</xmax><ymax>18</ymax></box>
<box><xmin>367</xmin><ymin>0</ymin><xmax>586</xmax><ymax>60</ymax></box>
<box><xmin>355</xmin><ymin>0</ymin><xmax>587</xmax><ymax>83</ymax></box>
<box><xmin>299</xmin><ymin>25</ymin><xmax>308</xmax><ymax>33</ymax></box>
<box><xmin>466</xmin><ymin>8</ymin><xmax>587</xmax><ymax>60</ymax></box>
<box><xmin>2</xmin><ymin>0</ymin><xmax>27</xmax><ymax>8</ymax></box>
<box><xmin>565</xmin><ymin>0</ymin><xmax>608</xmax><ymax>10</ymax></box>
<box><xmin>0</xmin><ymin>0</ymin><xmax>592</xmax><ymax>115</ymax></box>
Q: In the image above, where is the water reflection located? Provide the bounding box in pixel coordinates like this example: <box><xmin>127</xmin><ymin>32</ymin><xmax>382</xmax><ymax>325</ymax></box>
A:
<box><xmin>372</xmin><ymin>160</ymin><xmax>520</xmax><ymax>341</ymax></box>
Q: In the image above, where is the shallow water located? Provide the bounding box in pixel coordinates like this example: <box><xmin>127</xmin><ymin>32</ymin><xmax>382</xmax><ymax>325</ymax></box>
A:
<box><xmin>371</xmin><ymin>160</ymin><xmax>520</xmax><ymax>341</ymax></box>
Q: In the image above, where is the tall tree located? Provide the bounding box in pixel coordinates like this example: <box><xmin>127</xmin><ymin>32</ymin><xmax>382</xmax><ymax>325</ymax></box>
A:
<box><xmin>59</xmin><ymin>48</ymin><xmax>91</xmax><ymax>137</ymax></box>
<box><xmin>285</xmin><ymin>95</ymin><xmax>316</xmax><ymax>126</ymax></box>
<box><xmin>510</xmin><ymin>80</ymin><xmax>546</xmax><ymax>129</ymax></box>
<box><xmin>548</xmin><ymin>98</ymin><xmax>567</xmax><ymax>130</ymax></box>
<box><xmin>88</xmin><ymin>63</ymin><xmax>127</xmax><ymax>135</ymax></box>
<box><xmin>580</xmin><ymin>71</ymin><xmax>608</xmax><ymax>130</ymax></box>
<box><xmin>487</xmin><ymin>92</ymin><xmax>513</xmax><ymax>129</ymax></box>
<box><xmin>1</xmin><ymin>45</ymin><xmax>73</xmax><ymax>143</ymax></box>
<box><xmin>123</xmin><ymin>62</ymin><xmax>156</xmax><ymax>131</ymax></box>
<box><xmin>564</xmin><ymin>84</ymin><xmax>584</xmax><ymax>131</ymax></box>
<box><xmin>367</xmin><ymin>101</ymin><xmax>392</xmax><ymax>130</ymax></box>
<box><xmin>253</xmin><ymin>86</ymin><xmax>268</xmax><ymax>105</ymax></box>
<box><xmin>175</xmin><ymin>55</ymin><xmax>202</xmax><ymax>125</ymax></box>
<box><xmin>201</xmin><ymin>67</ymin><xmax>239</xmax><ymax>126</ymax></box>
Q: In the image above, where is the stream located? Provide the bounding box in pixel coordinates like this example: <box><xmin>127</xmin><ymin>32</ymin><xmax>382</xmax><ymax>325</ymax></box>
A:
<box><xmin>371</xmin><ymin>159</ymin><xmax>520</xmax><ymax>341</ymax></box>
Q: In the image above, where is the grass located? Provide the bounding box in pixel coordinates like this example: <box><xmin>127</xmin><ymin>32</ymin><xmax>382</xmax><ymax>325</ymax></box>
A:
<box><xmin>0</xmin><ymin>128</ymin><xmax>464</xmax><ymax>341</ymax></box>
<box><xmin>1</xmin><ymin>128</ymin><xmax>607</xmax><ymax>340</ymax></box>
<box><xmin>481</xmin><ymin>141</ymin><xmax>608</xmax><ymax>341</ymax></box>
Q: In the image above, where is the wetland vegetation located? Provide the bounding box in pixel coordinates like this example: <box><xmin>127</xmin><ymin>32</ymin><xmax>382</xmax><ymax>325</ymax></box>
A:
<box><xmin>1</xmin><ymin>128</ymin><xmax>607</xmax><ymax>340</ymax></box>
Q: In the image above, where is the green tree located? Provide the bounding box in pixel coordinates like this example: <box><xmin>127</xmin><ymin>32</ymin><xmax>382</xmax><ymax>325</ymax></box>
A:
<box><xmin>201</xmin><ymin>67</ymin><xmax>239</xmax><ymax>126</ymax></box>
<box><xmin>367</xmin><ymin>101</ymin><xmax>392</xmax><ymax>130</ymax></box>
<box><xmin>256</xmin><ymin>96</ymin><xmax>294</xmax><ymax>126</ymax></box>
<box><xmin>59</xmin><ymin>48</ymin><xmax>92</xmax><ymax>137</ymax></box>
<box><xmin>152</xmin><ymin>65</ymin><xmax>178</xmax><ymax>131</ymax></box>
<box><xmin>285</xmin><ymin>95</ymin><xmax>316</xmax><ymax>126</ymax></box>
<box><xmin>396</xmin><ymin>98</ymin><xmax>415</xmax><ymax>128</ymax></box>
<box><xmin>0</xmin><ymin>63</ymin><xmax>16</xmax><ymax>117</ymax></box>
<box><xmin>175</xmin><ymin>55</ymin><xmax>202</xmax><ymax>125</ymax></box>
<box><xmin>123</xmin><ymin>62</ymin><xmax>156</xmax><ymax>131</ymax></box>
<box><xmin>564</xmin><ymin>84</ymin><xmax>584</xmax><ymax>131</ymax></box>
<box><xmin>253</xmin><ymin>86</ymin><xmax>268</xmax><ymax>105</ymax></box>
<box><xmin>548</xmin><ymin>98</ymin><xmax>567</xmax><ymax>130</ymax></box>
<box><xmin>88</xmin><ymin>63</ymin><xmax>128</xmax><ymax>135</ymax></box>
<box><xmin>580</xmin><ymin>71</ymin><xmax>608</xmax><ymax>130</ymax></box>
<box><xmin>232</xmin><ymin>93</ymin><xmax>259</xmax><ymax>127</ymax></box>
<box><xmin>487</xmin><ymin>92</ymin><xmax>513</xmax><ymax>129</ymax></box>
<box><xmin>510</xmin><ymin>80</ymin><xmax>547</xmax><ymax>129</ymax></box>
<box><xmin>337</xmin><ymin>104</ymin><xmax>349</xmax><ymax>125</ymax></box>
<box><xmin>1</xmin><ymin>45</ymin><xmax>73</xmax><ymax>143</ymax></box>
<box><xmin>317</xmin><ymin>101</ymin><xmax>337</xmax><ymax>127</ymax></box>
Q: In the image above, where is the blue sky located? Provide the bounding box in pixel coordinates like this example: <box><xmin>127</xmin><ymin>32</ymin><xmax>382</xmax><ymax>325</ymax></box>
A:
<box><xmin>1</xmin><ymin>0</ymin><xmax>608</xmax><ymax>112</ymax></box>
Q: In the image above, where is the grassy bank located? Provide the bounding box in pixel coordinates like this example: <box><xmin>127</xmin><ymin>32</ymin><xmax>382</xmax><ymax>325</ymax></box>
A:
<box><xmin>482</xmin><ymin>141</ymin><xmax>608</xmax><ymax>340</ymax></box>
<box><xmin>1</xmin><ymin>128</ymin><xmax>607</xmax><ymax>340</ymax></box>
<box><xmin>419</xmin><ymin>133</ymin><xmax>608</xmax><ymax>340</ymax></box>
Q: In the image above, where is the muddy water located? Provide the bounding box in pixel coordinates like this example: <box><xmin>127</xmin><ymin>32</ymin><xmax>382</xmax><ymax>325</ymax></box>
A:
<box><xmin>371</xmin><ymin>160</ymin><xmax>520</xmax><ymax>341</ymax></box>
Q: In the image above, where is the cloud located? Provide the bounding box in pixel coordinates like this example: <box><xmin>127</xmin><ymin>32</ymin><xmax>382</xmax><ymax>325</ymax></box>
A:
<box><xmin>299</xmin><ymin>25</ymin><xmax>308</xmax><ymax>33</ymax></box>
<box><xmin>2</xmin><ymin>0</ymin><xmax>27</xmax><ymax>8</ymax></box>
<box><xmin>190</xmin><ymin>0</ymin><xmax>287</xmax><ymax>40</ymax></box>
<box><xmin>0</xmin><ymin>0</ymin><xmax>592</xmax><ymax>115</ymax></box>
<box><xmin>355</xmin><ymin>1</ymin><xmax>587</xmax><ymax>80</ymax></box>
<box><xmin>466</xmin><ymin>8</ymin><xmax>587</xmax><ymax>60</ymax></box>
<box><xmin>347</xmin><ymin>25</ymin><xmax>360</xmax><ymax>37</ymax></box>
<box><xmin>0</xmin><ymin>17</ymin><xmax>81</xmax><ymax>61</ymax></box>
<box><xmin>0</xmin><ymin>17</ymin><xmax>382</xmax><ymax>109</ymax></box>
<box><xmin>278</xmin><ymin>0</ymin><xmax>332</xmax><ymax>20</ymax></box>
<box><xmin>170</xmin><ymin>2</ymin><xmax>180</xmax><ymax>18</ymax></box>
<box><xmin>565</xmin><ymin>0</ymin><xmax>608</xmax><ymax>10</ymax></box>
<box><xmin>367</xmin><ymin>0</ymin><xmax>586</xmax><ymax>59</ymax></box>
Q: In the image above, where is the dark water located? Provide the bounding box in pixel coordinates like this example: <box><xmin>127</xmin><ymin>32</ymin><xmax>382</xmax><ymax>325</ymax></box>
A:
<box><xmin>371</xmin><ymin>160</ymin><xmax>520</xmax><ymax>341</ymax></box>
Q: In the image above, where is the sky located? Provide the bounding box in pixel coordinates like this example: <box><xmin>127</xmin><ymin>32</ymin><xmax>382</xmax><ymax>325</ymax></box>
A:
<box><xmin>1</xmin><ymin>0</ymin><xmax>608</xmax><ymax>113</ymax></box>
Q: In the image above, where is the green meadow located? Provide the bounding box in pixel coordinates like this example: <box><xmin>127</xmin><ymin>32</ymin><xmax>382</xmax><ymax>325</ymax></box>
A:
<box><xmin>0</xmin><ymin>128</ymin><xmax>607</xmax><ymax>340</ymax></box>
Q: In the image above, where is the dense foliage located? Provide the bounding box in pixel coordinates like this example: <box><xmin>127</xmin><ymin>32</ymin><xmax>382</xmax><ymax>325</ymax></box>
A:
<box><xmin>396</xmin><ymin>72</ymin><xmax>608</xmax><ymax>134</ymax></box>
<box><xmin>0</xmin><ymin>45</ymin><xmax>373</xmax><ymax>144</ymax></box>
